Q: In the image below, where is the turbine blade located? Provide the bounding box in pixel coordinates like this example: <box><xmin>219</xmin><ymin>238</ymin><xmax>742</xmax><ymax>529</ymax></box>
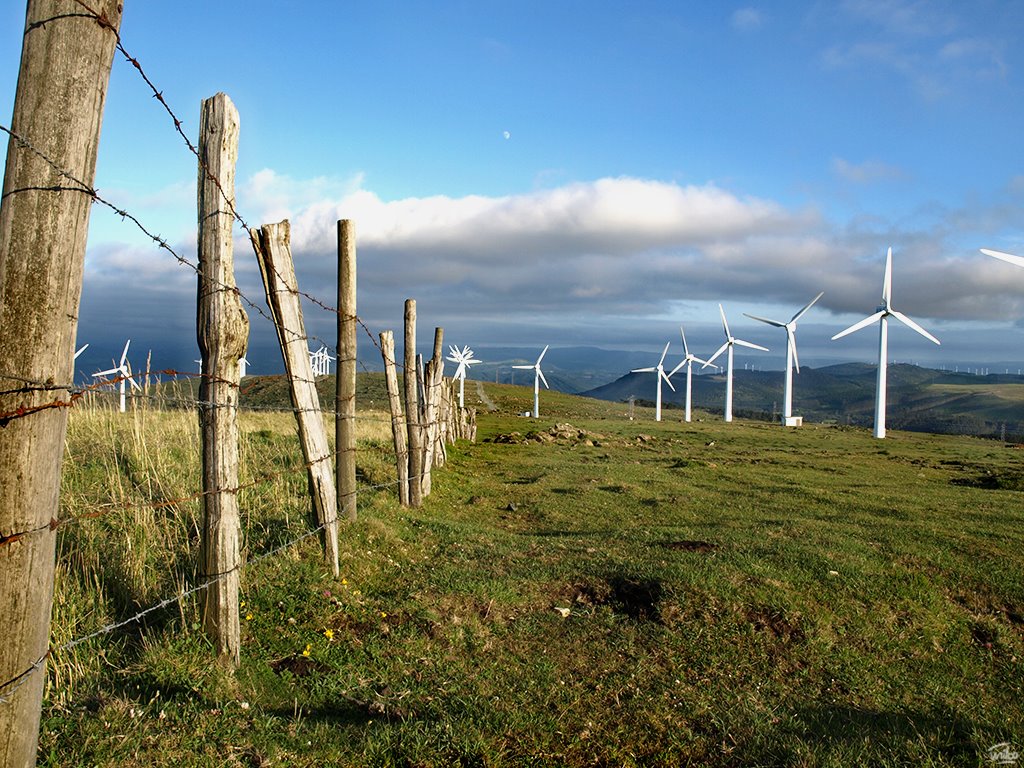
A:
<box><xmin>718</xmin><ymin>304</ymin><xmax>731</xmax><ymax>337</ymax></box>
<box><xmin>891</xmin><ymin>310</ymin><xmax>940</xmax><ymax>345</ymax></box>
<box><xmin>536</xmin><ymin>345</ymin><xmax>549</xmax><ymax>365</ymax></box>
<box><xmin>882</xmin><ymin>247</ymin><xmax>893</xmax><ymax>306</ymax></box>
<box><xmin>981</xmin><ymin>248</ymin><xmax>1024</xmax><ymax>268</ymax></box>
<box><xmin>119</xmin><ymin>339</ymin><xmax>131</xmax><ymax>366</ymax></box>
<box><xmin>691</xmin><ymin>356</ymin><xmax>710</xmax><ymax>366</ymax></box>
<box><xmin>831</xmin><ymin>311</ymin><xmax>884</xmax><ymax>340</ymax></box>
<box><xmin>632</xmin><ymin>366</ymin><xmax>656</xmax><ymax>373</ymax></box>
<box><xmin>679</xmin><ymin>326</ymin><xmax>690</xmax><ymax>356</ymax></box>
<box><xmin>735</xmin><ymin>339</ymin><xmax>769</xmax><ymax>352</ymax></box>
<box><xmin>791</xmin><ymin>291</ymin><xmax>824</xmax><ymax>322</ymax></box>
<box><xmin>537</xmin><ymin>368</ymin><xmax>549</xmax><ymax>389</ymax></box>
<box><xmin>658</xmin><ymin>341</ymin><xmax>670</xmax><ymax>367</ymax></box>
<box><xmin>744</xmin><ymin>312</ymin><xmax>784</xmax><ymax>328</ymax></box>
<box><xmin>667</xmin><ymin>361</ymin><xmax>685</xmax><ymax>378</ymax></box>
<box><xmin>789</xmin><ymin>332</ymin><xmax>801</xmax><ymax>373</ymax></box>
<box><xmin>660</xmin><ymin>369</ymin><xmax>676</xmax><ymax>392</ymax></box>
<box><xmin>93</xmin><ymin>367</ymin><xmax>118</xmax><ymax>378</ymax></box>
<box><xmin>74</xmin><ymin>343</ymin><xmax>89</xmax><ymax>359</ymax></box>
<box><xmin>704</xmin><ymin>342</ymin><xmax>729</xmax><ymax>367</ymax></box>
<box><xmin>512</xmin><ymin>364</ymin><xmax>533</xmax><ymax>370</ymax></box>
<box><xmin>127</xmin><ymin>376</ymin><xmax>142</xmax><ymax>391</ymax></box>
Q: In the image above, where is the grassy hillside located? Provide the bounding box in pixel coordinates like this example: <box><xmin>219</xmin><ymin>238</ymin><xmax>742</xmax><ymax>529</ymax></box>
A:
<box><xmin>42</xmin><ymin>387</ymin><xmax>1023</xmax><ymax>766</ymax></box>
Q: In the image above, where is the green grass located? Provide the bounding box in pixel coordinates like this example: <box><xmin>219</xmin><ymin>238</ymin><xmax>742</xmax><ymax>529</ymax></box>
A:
<box><xmin>40</xmin><ymin>386</ymin><xmax>1024</xmax><ymax>766</ymax></box>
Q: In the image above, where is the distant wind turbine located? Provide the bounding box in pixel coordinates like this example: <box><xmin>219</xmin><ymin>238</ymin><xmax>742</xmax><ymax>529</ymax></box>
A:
<box><xmin>703</xmin><ymin>304</ymin><xmax>769</xmax><ymax>423</ymax></box>
<box><xmin>446</xmin><ymin>344</ymin><xmax>482</xmax><ymax>408</ymax></box>
<box><xmin>831</xmin><ymin>247</ymin><xmax>939</xmax><ymax>439</ymax></box>
<box><xmin>744</xmin><ymin>291</ymin><xmax>823</xmax><ymax>426</ymax></box>
<box><xmin>667</xmin><ymin>326</ymin><xmax>708</xmax><ymax>423</ymax></box>
<box><xmin>512</xmin><ymin>345</ymin><xmax>549</xmax><ymax>418</ymax></box>
<box><xmin>93</xmin><ymin>339</ymin><xmax>140</xmax><ymax>413</ymax></box>
<box><xmin>631</xmin><ymin>341</ymin><xmax>675</xmax><ymax>422</ymax></box>
<box><xmin>981</xmin><ymin>248</ymin><xmax>1024</xmax><ymax>268</ymax></box>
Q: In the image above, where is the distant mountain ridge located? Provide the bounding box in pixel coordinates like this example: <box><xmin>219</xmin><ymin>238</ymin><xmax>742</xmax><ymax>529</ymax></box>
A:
<box><xmin>579</xmin><ymin>363</ymin><xmax>1024</xmax><ymax>441</ymax></box>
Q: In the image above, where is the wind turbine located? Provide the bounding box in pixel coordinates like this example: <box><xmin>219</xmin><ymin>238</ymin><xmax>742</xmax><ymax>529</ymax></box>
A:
<box><xmin>702</xmin><ymin>304</ymin><xmax>769</xmax><ymax>423</ymax></box>
<box><xmin>631</xmin><ymin>342</ymin><xmax>675</xmax><ymax>421</ymax></box>
<box><xmin>93</xmin><ymin>339</ymin><xmax>140</xmax><ymax>413</ymax></box>
<box><xmin>667</xmin><ymin>326</ymin><xmax>708</xmax><ymax>423</ymax></box>
<box><xmin>446</xmin><ymin>344</ymin><xmax>482</xmax><ymax>408</ymax></box>
<box><xmin>831</xmin><ymin>247</ymin><xmax>939</xmax><ymax>439</ymax></box>
<box><xmin>744</xmin><ymin>292</ymin><xmax>823</xmax><ymax>426</ymax></box>
<box><xmin>512</xmin><ymin>345</ymin><xmax>549</xmax><ymax>418</ymax></box>
<box><xmin>981</xmin><ymin>248</ymin><xmax>1024</xmax><ymax>268</ymax></box>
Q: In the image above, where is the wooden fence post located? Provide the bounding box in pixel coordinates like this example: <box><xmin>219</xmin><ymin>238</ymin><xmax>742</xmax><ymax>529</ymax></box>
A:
<box><xmin>251</xmin><ymin>221</ymin><xmax>339</xmax><ymax>576</ymax></box>
<box><xmin>404</xmin><ymin>300</ymin><xmax>423</xmax><ymax>507</ymax></box>
<box><xmin>336</xmin><ymin>220</ymin><xmax>356</xmax><ymax>522</ymax></box>
<box><xmin>421</xmin><ymin>328</ymin><xmax>444</xmax><ymax>495</ymax></box>
<box><xmin>0</xmin><ymin>2</ymin><xmax>122</xmax><ymax>763</ymax></box>
<box><xmin>379</xmin><ymin>331</ymin><xmax>410</xmax><ymax>505</ymax></box>
<box><xmin>196</xmin><ymin>92</ymin><xmax>248</xmax><ymax>667</ymax></box>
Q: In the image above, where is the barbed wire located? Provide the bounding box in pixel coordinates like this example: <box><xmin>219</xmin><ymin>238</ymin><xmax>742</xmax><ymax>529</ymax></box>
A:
<box><xmin>0</xmin><ymin>470</ymin><xmax>396</xmax><ymax>705</ymax></box>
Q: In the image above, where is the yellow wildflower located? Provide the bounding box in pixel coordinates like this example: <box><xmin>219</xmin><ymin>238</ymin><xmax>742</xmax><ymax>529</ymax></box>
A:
<box><xmin>324</xmin><ymin>628</ymin><xmax>334</xmax><ymax>640</ymax></box>
<box><xmin>301</xmin><ymin>643</ymin><xmax>311</xmax><ymax>657</ymax></box>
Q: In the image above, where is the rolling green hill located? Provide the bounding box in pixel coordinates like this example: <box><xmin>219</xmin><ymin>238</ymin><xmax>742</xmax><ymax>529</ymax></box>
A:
<box><xmin>582</xmin><ymin>363</ymin><xmax>1024</xmax><ymax>440</ymax></box>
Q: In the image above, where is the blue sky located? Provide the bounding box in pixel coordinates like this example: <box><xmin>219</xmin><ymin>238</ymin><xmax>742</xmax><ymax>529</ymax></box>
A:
<box><xmin>3</xmin><ymin>1</ymin><xmax>1024</xmax><ymax>380</ymax></box>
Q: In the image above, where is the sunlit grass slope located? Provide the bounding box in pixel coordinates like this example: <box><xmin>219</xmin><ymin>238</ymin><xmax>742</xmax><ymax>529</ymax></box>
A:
<box><xmin>41</xmin><ymin>382</ymin><xmax>1023</xmax><ymax>766</ymax></box>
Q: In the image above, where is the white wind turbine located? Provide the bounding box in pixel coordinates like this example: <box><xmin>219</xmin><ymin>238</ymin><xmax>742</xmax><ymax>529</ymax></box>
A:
<box><xmin>744</xmin><ymin>292</ymin><xmax>823</xmax><ymax>426</ymax></box>
<box><xmin>831</xmin><ymin>247</ymin><xmax>939</xmax><ymax>439</ymax></box>
<box><xmin>93</xmin><ymin>339</ymin><xmax>140</xmax><ymax>413</ymax></box>
<box><xmin>446</xmin><ymin>344</ymin><xmax>482</xmax><ymax>408</ymax></box>
<box><xmin>666</xmin><ymin>326</ymin><xmax>709</xmax><ymax>423</ymax></box>
<box><xmin>981</xmin><ymin>248</ymin><xmax>1024</xmax><ymax>268</ymax></box>
<box><xmin>702</xmin><ymin>304</ymin><xmax>769</xmax><ymax>423</ymax></box>
<box><xmin>631</xmin><ymin>342</ymin><xmax>675</xmax><ymax>422</ymax></box>
<box><xmin>512</xmin><ymin>345</ymin><xmax>549</xmax><ymax>418</ymax></box>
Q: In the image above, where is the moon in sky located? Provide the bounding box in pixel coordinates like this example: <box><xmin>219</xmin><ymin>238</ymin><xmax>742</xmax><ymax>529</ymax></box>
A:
<box><xmin>503</xmin><ymin>130</ymin><xmax>511</xmax><ymax>140</ymax></box>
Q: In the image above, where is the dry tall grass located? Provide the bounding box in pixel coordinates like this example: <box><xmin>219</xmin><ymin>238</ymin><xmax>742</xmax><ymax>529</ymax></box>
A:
<box><xmin>50</xmin><ymin>400</ymin><xmax>397</xmax><ymax>703</ymax></box>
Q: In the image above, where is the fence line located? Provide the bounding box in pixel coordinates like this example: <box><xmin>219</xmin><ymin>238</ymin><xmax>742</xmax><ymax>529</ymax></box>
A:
<box><xmin>0</xmin><ymin>11</ymin><xmax>479</xmax><ymax>742</ymax></box>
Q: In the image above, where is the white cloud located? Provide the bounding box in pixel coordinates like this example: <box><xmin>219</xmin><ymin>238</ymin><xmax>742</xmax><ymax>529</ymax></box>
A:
<box><xmin>731</xmin><ymin>7</ymin><xmax>764</xmax><ymax>30</ymax></box>
<box><xmin>831</xmin><ymin>157</ymin><xmax>907</xmax><ymax>184</ymax></box>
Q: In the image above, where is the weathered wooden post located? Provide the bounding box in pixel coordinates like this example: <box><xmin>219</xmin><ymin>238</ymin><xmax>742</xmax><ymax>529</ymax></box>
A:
<box><xmin>336</xmin><ymin>219</ymin><xmax>357</xmax><ymax>522</ymax></box>
<box><xmin>196</xmin><ymin>92</ymin><xmax>248</xmax><ymax>667</ymax></box>
<box><xmin>421</xmin><ymin>328</ymin><xmax>444</xmax><ymax>495</ymax></box>
<box><xmin>251</xmin><ymin>221</ymin><xmax>339</xmax><ymax>576</ymax></box>
<box><xmin>404</xmin><ymin>300</ymin><xmax>423</xmax><ymax>506</ymax></box>
<box><xmin>0</xmin><ymin>2</ymin><xmax>122</xmax><ymax>763</ymax></box>
<box><xmin>379</xmin><ymin>331</ymin><xmax>410</xmax><ymax>505</ymax></box>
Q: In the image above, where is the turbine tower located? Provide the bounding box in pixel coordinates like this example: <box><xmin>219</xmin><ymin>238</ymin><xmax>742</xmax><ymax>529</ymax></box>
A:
<box><xmin>667</xmin><ymin>326</ymin><xmax>708</xmax><ymax>423</ymax></box>
<box><xmin>512</xmin><ymin>345</ymin><xmax>549</xmax><ymax>418</ymax></box>
<box><xmin>981</xmin><ymin>248</ymin><xmax>1024</xmax><ymax>268</ymax></box>
<box><xmin>831</xmin><ymin>247</ymin><xmax>939</xmax><ymax>439</ymax></box>
<box><xmin>93</xmin><ymin>339</ymin><xmax>140</xmax><ymax>413</ymax></box>
<box><xmin>702</xmin><ymin>304</ymin><xmax>768</xmax><ymax>423</ymax></box>
<box><xmin>446</xmin><ymin>344</ymin><xmax>482</xmax><ymax>408</ymax></box>
<box><xmin>745</xmin><ymin>292</ymin><xmax>823</xmax><ymax>426</ymax></box>
<box><xmin>631</xmin><ymin>341</ymin><xmax>675</xmax><ymax>421</ymax></box>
